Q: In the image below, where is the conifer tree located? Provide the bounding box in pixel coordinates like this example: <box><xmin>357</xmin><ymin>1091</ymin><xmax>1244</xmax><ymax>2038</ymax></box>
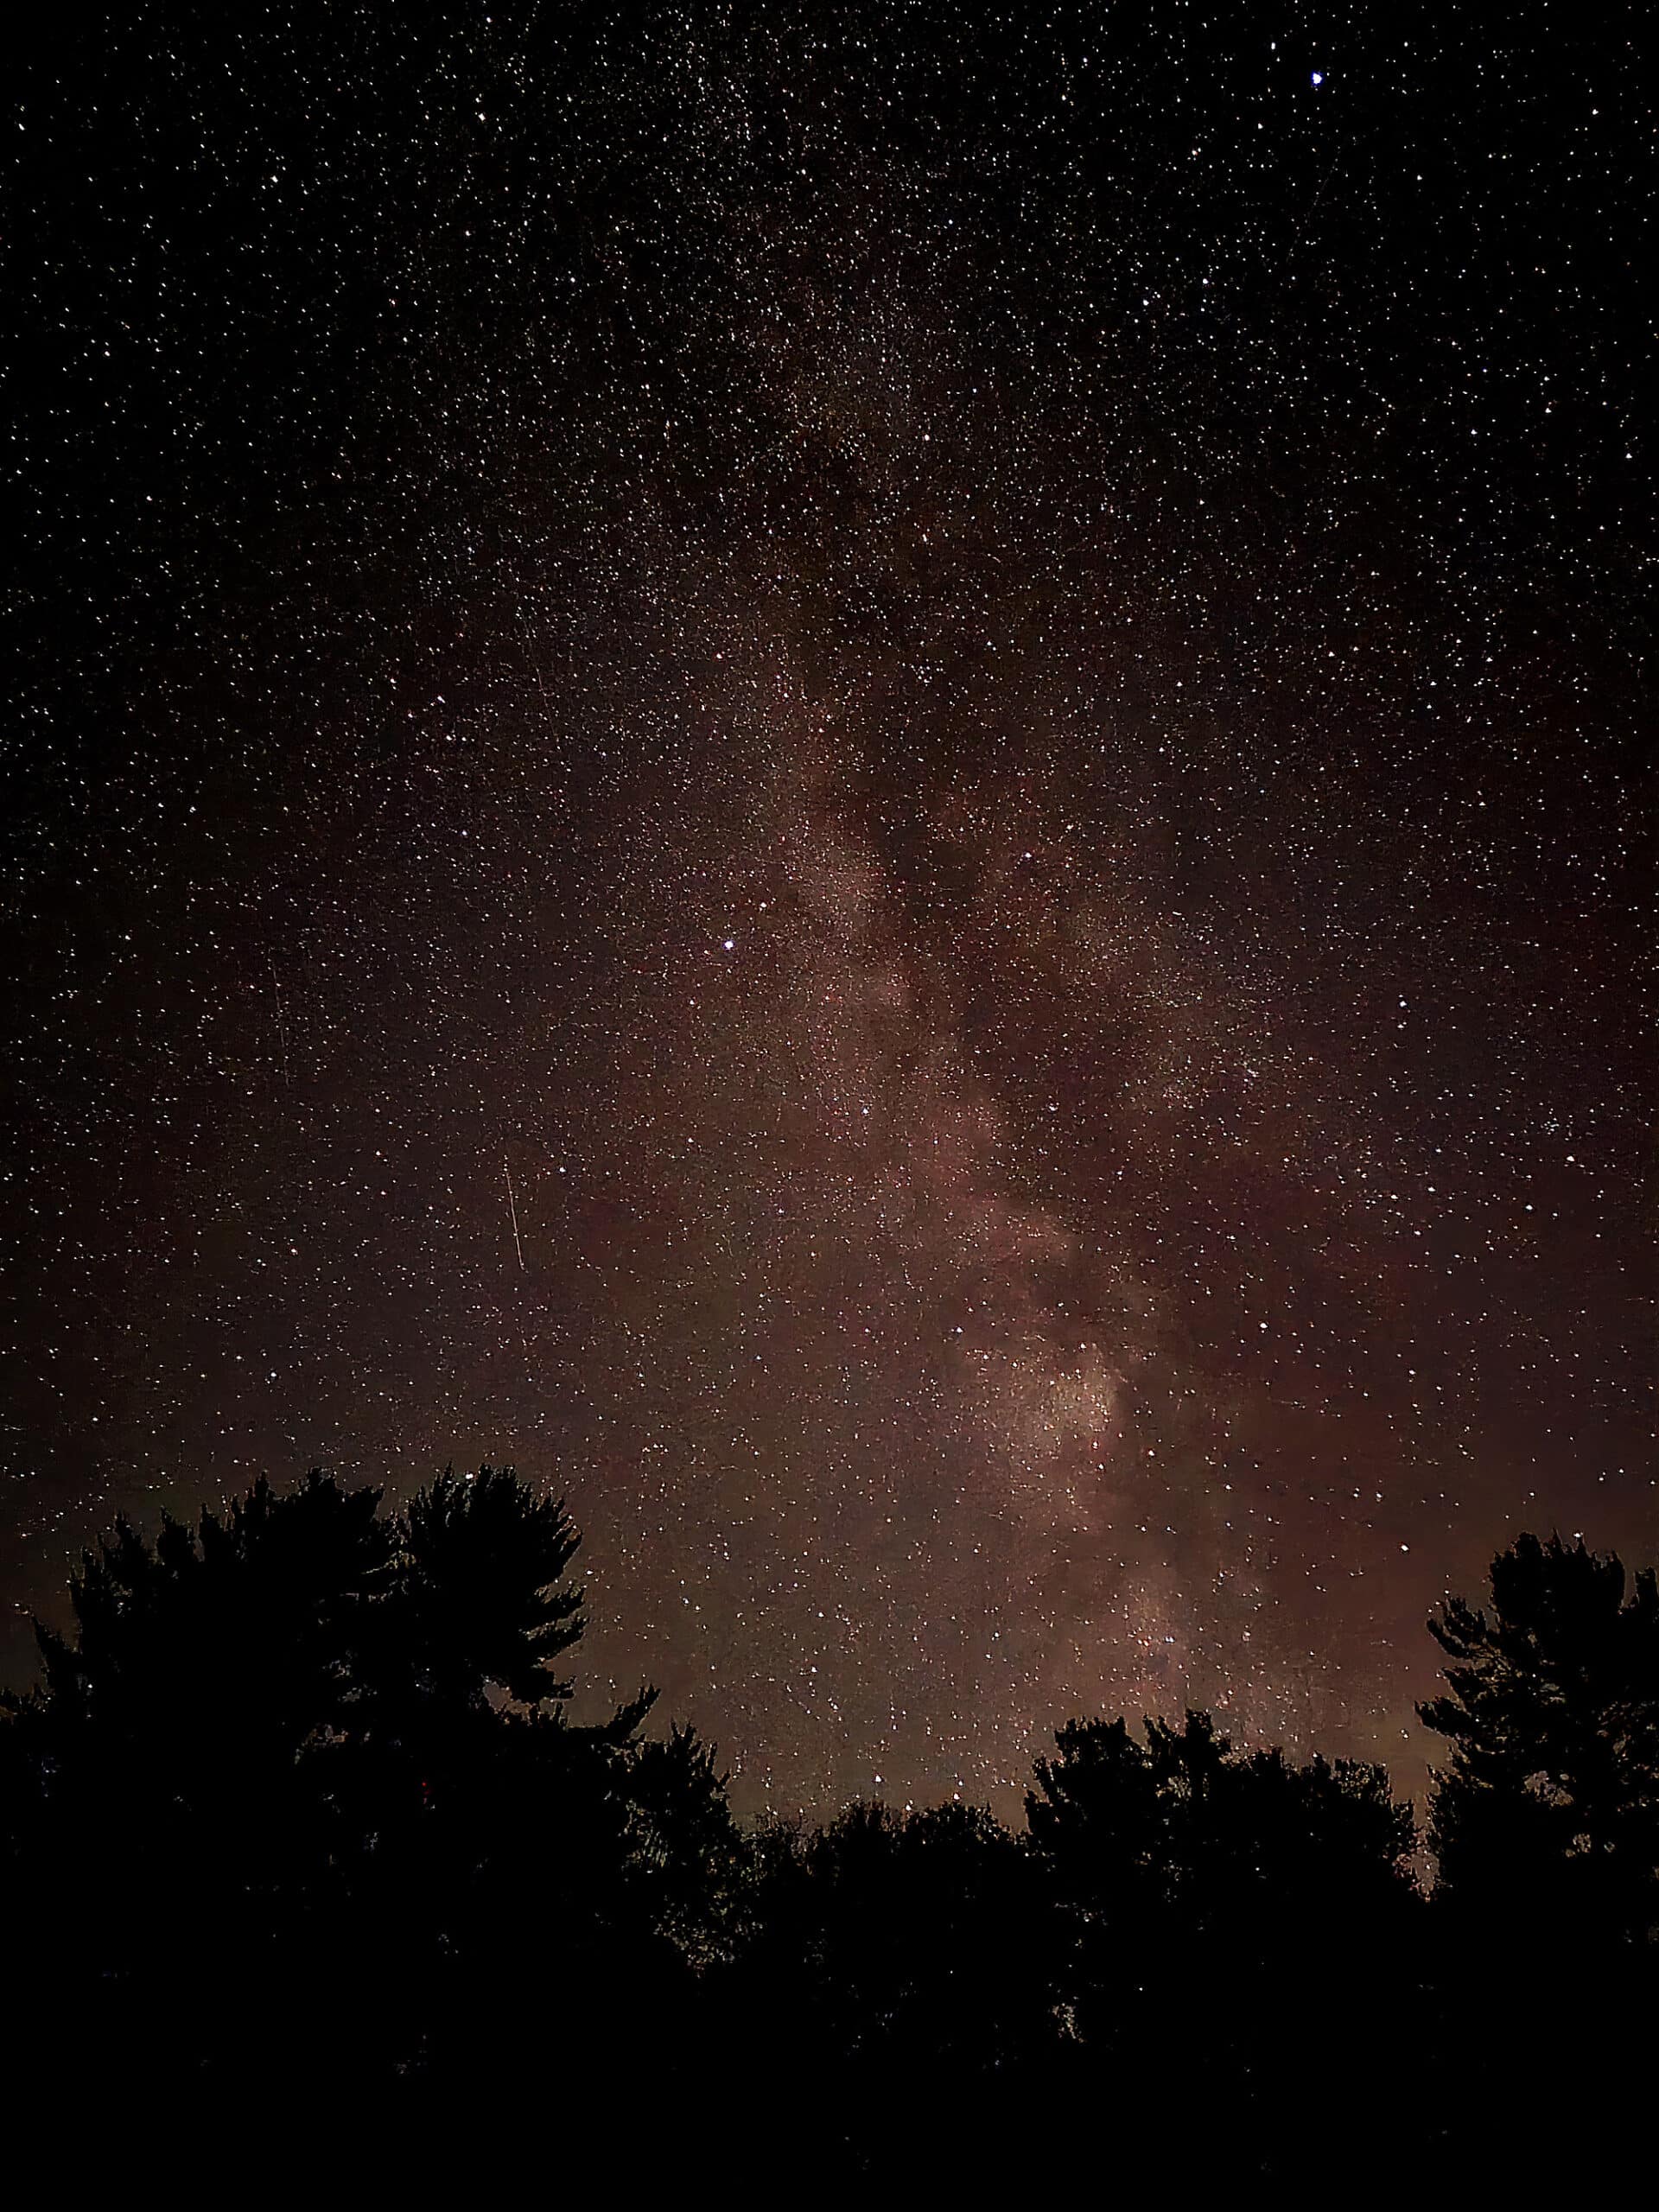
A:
<box><xmin>1420</xmin><ymin>1531</ymin><xmax>1659</xmax><ymax>1942</ymax></box>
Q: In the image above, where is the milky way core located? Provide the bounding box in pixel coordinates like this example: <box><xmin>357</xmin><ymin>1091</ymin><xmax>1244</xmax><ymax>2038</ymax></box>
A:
<box><xmin>5</xmin><ymin>9</ymin><xmax>1650</xmax><ymax>1812</ymax></box>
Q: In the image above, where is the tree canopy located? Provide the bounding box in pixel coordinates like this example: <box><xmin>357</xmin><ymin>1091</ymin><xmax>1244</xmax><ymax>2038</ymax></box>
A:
<box><xmin>1421</xmin><ymin>1530</ymin><xmax>1659</xmax><ymax>1943</ymax></box>
<box><xmin>4</xmin><ymin>1481</ymin><xmax>1655</xmax><ymax>2186</ymax></box>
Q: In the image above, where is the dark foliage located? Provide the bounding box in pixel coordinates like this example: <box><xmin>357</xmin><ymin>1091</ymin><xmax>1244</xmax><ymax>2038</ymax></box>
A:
<box><xmin>5</xmin><ymin>1486</ymin><xmax>1656</xmax><ymax>2183</ymax></box>
<box><xmin>0</xmin><ymin>1466</ymin><xmax>715</xmax><ymax>2170</ymax></box>
<box><xmin>1421</xmin><ymin>1531</ymin><xmax>1659</xmax><ymax>1942</ymax></box>
<box><xmin>1027</xmin><ymin>1711</ymin><xmax>1421</xmax><ymax>2172</ymax></box>
<box><xmin>391</xmin><ymin>1466</ymin><xmax>587</xmax><ymax>1709</ymax></box>
<box><xmin>1415</xmin><ymin>1533</ymin><xmax>1659</xmax><ymax>2170</ymax></box>
<box><xmin>715</xmin><ymin>1796</ymin><xmax>1059</xmax><ymax>2181</ymax></box>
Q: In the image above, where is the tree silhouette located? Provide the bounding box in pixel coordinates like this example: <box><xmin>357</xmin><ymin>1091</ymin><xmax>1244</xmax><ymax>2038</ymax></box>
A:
<box><xmin>1028</xmin><ymin>1711</ymin><xmax>1421</xmax><ymax>2173</ymax></box>
<box><xmin>1421</xmin><ymin>1531</ymin><xmax>1659</xmax><ymax>1945</ymax></box>
<box><xmin>1413</xmin><ymin>1535</ymin><xmax>1659</xmax><ymax>2183</ymax></box>
<box><xmin>3</xmin><ymin>1473</ymin><xmax>397</xmax><ymax>2102</ymax></box>
<box><xmin>721</xmin><ymin>1796</ymin><xmax>1057</xmax><ymax>2183</ymax></box>
<box><xmin>389</xmin><ymin>1465</ymin><xmax>587</xmax><ymax>1709</ymax></box>
<box><xmin>9</xmin><ymin>1481</ymin><xmax>1656</xmax><ymax>2183</ymax></box>
<box><xmin>624</xmin><ymin>1720</ymin><xmax>746</xmax><ymax>1960</ymax></box>
<box><xmin>0</xmin><ymin>1465</ymin><xmax>715</xmax><ymax>2155</ymax></box>
<box><xmin>1029</xmin><ymin>1708</ymin><xmax>1415</xmax><ymax>1930</ymax></box>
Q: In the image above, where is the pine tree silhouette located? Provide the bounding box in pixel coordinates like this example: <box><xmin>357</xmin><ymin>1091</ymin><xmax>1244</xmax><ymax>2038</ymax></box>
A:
<box><xmin>1417</xmin><ymin>1533</ymin><xmax>1659</xmax><ymax>2188</ymax></box>
<box><xmin>0</xmin><ymin>1465</ymin><xmax>722</xmax><ymax>2169</ymax></box>
<box><xmin>10</xmin><ymin>1488</ymin><xmax>1656</xmax><ymax>2185</ymax></box>
<box><xmin>1027</xmin><ymin>1710</ymin><xmax>1421</xmax><ymax>2176</ymax></box>
<box><xmin>1421</xmin><ymin>1530</ymin><xmax>1659</xmax><ymax>1943</ymax></box>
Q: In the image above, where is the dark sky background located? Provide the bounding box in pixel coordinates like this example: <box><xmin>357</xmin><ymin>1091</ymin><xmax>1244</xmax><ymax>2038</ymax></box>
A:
<box><xmin>3</xmin><ymin>2</ymin><xmax>1651</xmax><ymax>1815</ymax></box>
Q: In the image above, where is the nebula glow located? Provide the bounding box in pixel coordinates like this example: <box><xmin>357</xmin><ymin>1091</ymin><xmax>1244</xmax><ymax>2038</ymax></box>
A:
<box><xmin>4</xmin><ymin>9</ymin><xmax>1649</xmax><ymax>1815</ymax></box>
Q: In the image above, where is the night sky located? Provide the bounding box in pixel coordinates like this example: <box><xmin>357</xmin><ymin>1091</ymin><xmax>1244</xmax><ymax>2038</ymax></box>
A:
<box><xmin>4</xmin><ymin>3</ymin><xmax>1651</xmax><ymax>1815</ymax></box>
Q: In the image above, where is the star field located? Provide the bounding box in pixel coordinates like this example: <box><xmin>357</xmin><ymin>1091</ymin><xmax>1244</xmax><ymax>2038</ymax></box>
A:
<box><xmin>3</xmin><ymin>4</ymin><xmax>1651</xmax><ymax>1812</ymax></box>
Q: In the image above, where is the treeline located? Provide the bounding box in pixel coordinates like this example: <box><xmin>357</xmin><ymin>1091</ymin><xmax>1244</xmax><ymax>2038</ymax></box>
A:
<box><xmin>4</xmin><ymin>1469</ymin><xmax>1656</xmax><ymax>2185</ymax></box>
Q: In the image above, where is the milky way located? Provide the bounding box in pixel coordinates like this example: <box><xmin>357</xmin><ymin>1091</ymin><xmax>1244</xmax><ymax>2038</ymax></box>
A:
<box><xmin>4</xmin><ymin>7</ymin><xmax>1650</xmax><ymax>1811</ymax></box>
